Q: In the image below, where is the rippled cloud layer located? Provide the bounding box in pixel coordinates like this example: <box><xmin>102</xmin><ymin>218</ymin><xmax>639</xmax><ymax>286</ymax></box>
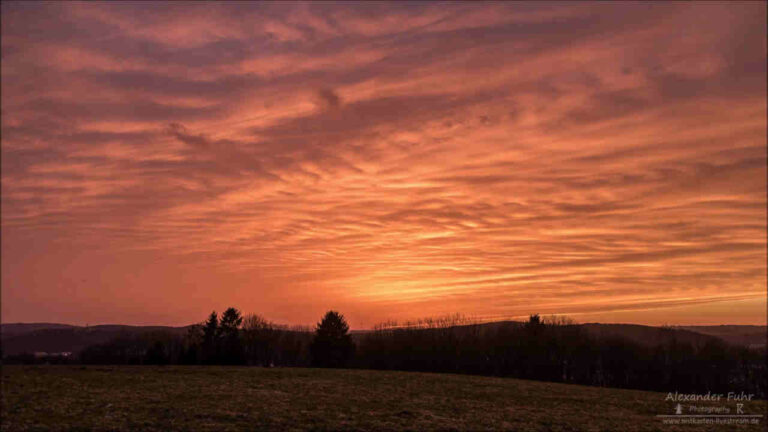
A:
<box><xmin>2</xmin><ymin>2</ymin><xmax>765</xmax><ymax>326</ymax></box>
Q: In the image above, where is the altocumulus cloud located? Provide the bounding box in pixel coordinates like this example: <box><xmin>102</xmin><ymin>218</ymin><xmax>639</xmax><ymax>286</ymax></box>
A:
<box><xmin>1</xmin><ymin>1</ymin><xmax>765</xmax><ymax>326</ymax></box>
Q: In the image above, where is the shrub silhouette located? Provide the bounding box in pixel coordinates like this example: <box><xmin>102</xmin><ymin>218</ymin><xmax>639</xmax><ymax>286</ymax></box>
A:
<box><xmin>310</xmin><ymin>310</ymin><xmax>355</xmax><ymax>368</ymax></box>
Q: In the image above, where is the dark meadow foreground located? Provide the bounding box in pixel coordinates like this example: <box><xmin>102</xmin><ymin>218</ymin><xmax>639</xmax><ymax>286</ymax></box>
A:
<box><xmin>2</xmin><ymin>366</ymin><xmax>765</xmax><ymax>431</ymax></box>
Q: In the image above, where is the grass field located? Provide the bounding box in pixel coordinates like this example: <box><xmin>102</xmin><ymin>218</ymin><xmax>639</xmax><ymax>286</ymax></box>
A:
<box><xmin>2</xmin><ymin>366</ymin><xmax>765</xmax><ymax>431</ymax></box>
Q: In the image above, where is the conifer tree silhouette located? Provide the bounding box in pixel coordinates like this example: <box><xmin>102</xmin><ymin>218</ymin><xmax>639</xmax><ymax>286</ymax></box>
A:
<box><xmin>311</xmin><ymin>310</ymin><xmax>355</xmax><ymax>367</ymax></box>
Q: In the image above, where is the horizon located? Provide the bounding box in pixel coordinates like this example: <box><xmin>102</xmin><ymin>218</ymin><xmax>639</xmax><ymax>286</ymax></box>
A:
<box><xmin>3</xmin><ymin>312</ymin><xmax>766</xmax><ymax>330</ymax></box>
<box><xmin>2</xmin><ymin>2</ymin><xmax>766</xmax><ymax>328</ymax></box>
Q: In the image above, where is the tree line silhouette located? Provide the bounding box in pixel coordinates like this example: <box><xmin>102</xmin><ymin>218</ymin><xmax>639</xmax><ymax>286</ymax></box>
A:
<box><xmin>355</xmin><ymin>314</ymin><xmax>765</xmax><ymax>398</ymax></box>
<box><xmin>78</xmin><ymin>308</ymin><xmax>352</xmax><ymax>368</ymax></box>
<box><xmin>60</xmin><ymin>308</ymin><xmax>766</xmax><ymax>397</ymax></box>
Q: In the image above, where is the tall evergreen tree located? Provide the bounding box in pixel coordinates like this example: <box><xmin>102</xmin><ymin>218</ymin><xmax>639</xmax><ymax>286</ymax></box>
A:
<box><xmin>202</xmin><ymin>311</ymin><xmax>219</xmax><ymax>364</ymax></box>
<box><xmin>220</xmin><ymin>307</ymin><xmax>243</xmax><ymax>335</ymax></box>
<box><xmin>310</xmin><ymin>310</ymin><xmax>355</xmax><ymax>368</ymax></box>
<box><xmin>219</xmin><ymin>307</ymin><xmax>244</xmax><ymax>364</ymax></box>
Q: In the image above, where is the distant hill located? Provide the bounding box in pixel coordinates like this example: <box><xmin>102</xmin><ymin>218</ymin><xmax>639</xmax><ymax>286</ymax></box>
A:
<box><xmin>579</xmin><ymin>323</ymin><xmax>723</xmax><ymax>348</ymax></box>
<box><xmin>1</xmin><ymin>323</ymin><xmax>189</xmax><ymax>356</ymax></box>
<box><xmin>354</xmin><ymin>321</ymin><xmax>762</xmax><ymax>349</ymax></box>
<box><xmin>2</xmin><ymin>321</ymin><xmax>763</xmax><ymax>357</ymax></box>
<box><xmin>675</xmin><ymin>325</ymin><xmax>767</xmax><ymax>349</ymax></box>
<box><xmin>1</xmin><ymin>323</ymin><xmax>79</xmax><ymax>338</ymax></box>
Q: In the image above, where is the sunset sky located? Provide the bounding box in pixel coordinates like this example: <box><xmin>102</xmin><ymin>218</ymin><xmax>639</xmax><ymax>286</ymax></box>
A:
<box><xmin>2</xmin><ymin>1</ymin><xmax>766</xmax><ymax>328</ymax></box>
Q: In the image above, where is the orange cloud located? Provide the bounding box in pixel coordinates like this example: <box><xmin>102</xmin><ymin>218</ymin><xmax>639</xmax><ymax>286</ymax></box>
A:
<box><xmin>1</xmin><ymin>1</ymin><xmax>765</xmax><ymax>327</ymax></box>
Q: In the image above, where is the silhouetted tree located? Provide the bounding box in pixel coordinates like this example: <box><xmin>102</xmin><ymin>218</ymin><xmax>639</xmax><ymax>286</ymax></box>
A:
<box><xmin>527</xmin><ymin>314</ymin><xmax>542</xmax><ymax>327</ymax></box>
<box><xmin>202</xmin><ymin>311</ymin><xmax>219</xmax><ymax>364</ymax></box>
<box><xmin>220</xmin><ymin>307</ymin><xmax>243</xmax><ymax>333</ymax></box>
<box><xmin>311</xmin><ymin>310</ymin><xmax>355</xmax><ymax>367</ymax></box>
<box><xmin>242</xmin><ymin>314</ymin><xmax>275</xmax><ymax>366</ymax></box>
<box><xmin>219</xmin><ymin>307</ymin><xmax>244</xmax><ymax>364</ymax></box>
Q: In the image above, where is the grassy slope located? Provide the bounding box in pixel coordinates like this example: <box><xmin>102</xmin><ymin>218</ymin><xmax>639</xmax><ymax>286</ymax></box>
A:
<box><xmin>1</xmin><ymin>366</ymin><xmax>765</xmax><ymax>432</ymax></box>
